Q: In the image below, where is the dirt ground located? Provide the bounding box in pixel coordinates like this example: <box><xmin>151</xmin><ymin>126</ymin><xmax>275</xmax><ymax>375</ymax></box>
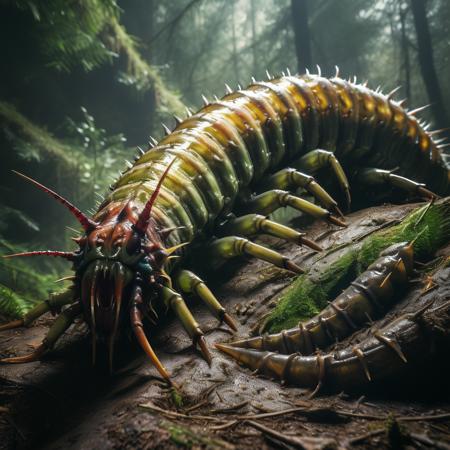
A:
<box><xmin>1</xmin><ymin>202</ymin><xmax>449</xmax><ymax>449</ymax></box>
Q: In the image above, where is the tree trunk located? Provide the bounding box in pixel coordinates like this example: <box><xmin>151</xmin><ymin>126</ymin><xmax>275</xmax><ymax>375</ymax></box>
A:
<box><xmin>410</xmin><ymin>0</ymin><xmax>448</xmax><ymax>132</ymax></box>
<box><xmin>250</xmin><ymin>0</ymin><xmax>258</xmax><ymax>76</ymax></box>
<box><xmin>231</xmin><ymin>0</ymin><xmax>240</xmax><ymax>82</ymax></box>
<box><xmin>399</xmin><ymin>4</ymin><xmax>411</xmax><ymax>101</ymax></box>
<box><xmin>291</xmin><ymin>0</ymin><xmax>312</xmax><ymax>74</ymax></box>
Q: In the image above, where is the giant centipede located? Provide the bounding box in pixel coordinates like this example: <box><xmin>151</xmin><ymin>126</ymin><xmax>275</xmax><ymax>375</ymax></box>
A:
<box><xmin>0</xmin><ymin>71</ymin><xmax>449</xmax><ymax>391</ymax></box>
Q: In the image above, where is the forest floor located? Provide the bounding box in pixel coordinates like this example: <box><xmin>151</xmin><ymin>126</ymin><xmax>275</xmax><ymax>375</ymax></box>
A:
<box><xmin>0</xmin><ymin>202</ymin><xmax>449</xmax><ymax>450</ymax></box>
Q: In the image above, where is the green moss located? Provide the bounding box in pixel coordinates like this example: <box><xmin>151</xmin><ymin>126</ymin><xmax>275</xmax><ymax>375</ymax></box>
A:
<box><xmin>266</xmin><ymin>199</ymin><xmax>450</xmax><ymax>333</ymax></box>
<box><xmin>161</xmin><ymin>421</ymin><xmax>229</xmax><ymax>448</ymax></box>
<box><xmin>169</xmin><ymin>386</ymin><xmax>184</xmax><ymax>409</ymax></box>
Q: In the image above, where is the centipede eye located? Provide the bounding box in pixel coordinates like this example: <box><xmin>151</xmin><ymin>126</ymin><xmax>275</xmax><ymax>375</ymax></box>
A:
<box><xmin>126</xmin><ymin>232</ymin><xmax>142</xmax><ymax>254</ymax></box>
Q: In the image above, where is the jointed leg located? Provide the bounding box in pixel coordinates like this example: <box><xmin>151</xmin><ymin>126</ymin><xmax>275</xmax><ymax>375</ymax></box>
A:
<box><xmin>0</xmin><ymin>303</ymin><xmax>81</xmax><ymax>363</ymax></box>
<box><xmin>355</xmin><ymin>168</ymin><xmax>436</xmax><ymax>199</ymax></box>
<box><xmin>206</xmin><ymin>235</ymin><xmax>304</xmax><ymax>274</ymax></box>
<box><xmin>0</xmin><ymin>287</ymin><xmax>76</xmax><ymax>332</ymax></box>
<box><xmin>242</xmin><ymin>189</ymin><xmax>346</xmax><ymax>227</ymax></box>
<box><xmin>260</xmin><ymin>168</ymin><xmax>343</xmax><ymax>218</ymax></box>
<box><xmin>296</xmin><ymin>149</ymin><xmax>351</xmax><ymax>209</ymax></box>
<box><xmin>217</xmin><ymin>213</ymin><xmax>322</xmax><ymax>251</ymax></box>
<box><xmin>174</xmin><ymin>269</ymin><xmax>237</xmax><ymax>331</ymax></box>
<box><xmin>161</xmin><ymin>285</ymin><xmax>212</xmax><ymax>364</ymax></box>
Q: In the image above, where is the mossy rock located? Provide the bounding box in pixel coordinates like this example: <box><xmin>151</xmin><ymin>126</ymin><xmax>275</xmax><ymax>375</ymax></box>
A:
<box><xmin>266</xmin><ymin>198</ymin><xmax>450</xmax><ymax>332</ymax></box>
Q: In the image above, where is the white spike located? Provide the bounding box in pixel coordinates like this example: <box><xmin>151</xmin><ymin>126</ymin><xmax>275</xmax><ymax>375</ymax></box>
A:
<box><xmin>265</xmin><ymin>69</ymin><xmax>272</xmax><ymax>80</ymax></box>
<box><xmin>125</xmin><ymin>160</ymin><xmax>133</xmax><ymax>169</ymax></box>
<box><xmin>334</xmin><ymin>65</ymin><xmax>340</xmax><ymax>78</ymax></box>
<box><xmin>286</xmin><ymin>67</ymin><xmax>291</xmax><ymax>76</ymax></box>
<box><xmin>429</xmin><ymin>128</ymin><xmax>449</xmax><ymax>136</ymax></box>
<box><xmin>138</xmin><ymin>146</ymin><xmax>145</xmax><ymax>155</ymax></box>
<box><xmin>316</xmin><ymin>64</ymin><xmax>321</xmax><ymax>77</ymax></box>
<box><xmin>409</xmin><ymin>104</ymin><xmax>431</xmax><ymax>116</ymax></box>
<box><xmin>202</xmin><ymin>94</ymin><xmax>209</xmax><ymax>106</ymax></box>
<box><xmin>185</xmin><ymin>106</ymin><xmax>193</xmax><ymax>117</ymax></box>
<box><xmin>281</xmin><ymin>71</ymin><xmax>286</xmax><ymax>77</ymax></box>
<box><xmin>251</xmin><ymin>76</ymin><xmax>256</xmax><ymax>83</ymax></box>
<box><xmin>237</xmin><ymin>84</ymin><xmax>242</xmax><ymax>90</ymax></box>
<box><xmin>305</xmin><ymin>68</ymin><xmax>310</xmax><ymax>75</ymax></box>
<box><xmin>353</xmin><ymin>75</ymin><xmax>357</xmax><ymax>84</ymax></box>
<box><xmin>397</xmin><ymin>99</ymin><xmax>407</xmax><ymax>107</ymax></box>
<box><xmin>162</xmin><ymin>123</ymin><xmax>171</xmax><ymax>135</ymax></box>
<box><xmin>225</xmin><ymin>83</ymin><xmax>233</xmax><ymax>94</ymax></box>
<box><xmin>213</xmin><ymin>95</ymin><xmax>219</xmax><ymax>102</ymax></box>
<box><xmin>387</xmin><ymin>86</ymin><xmax>401</xmax><ymax>99</ymax></box>
<box><xmin>149</xmin><ymin>136</ymin><xmax>158</xmax><ymax>146</ymax></box>
<box><xmin>173</xmin><ymin>115</ymin><xmax>182</xmax><ymax>125</ymax></box>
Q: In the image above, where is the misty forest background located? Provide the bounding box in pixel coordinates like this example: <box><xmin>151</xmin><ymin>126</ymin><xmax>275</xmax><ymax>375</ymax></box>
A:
<box><xmin>0</xmin><ymin>0</ymin><xmax>448</xmax><ymax>317</ymax></box>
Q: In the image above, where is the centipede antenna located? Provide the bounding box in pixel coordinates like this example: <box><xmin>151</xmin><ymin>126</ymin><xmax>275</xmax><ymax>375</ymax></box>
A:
<box><xmin>134</xmin><ymin>158</ymin><xmax>177</xmax><ymax>235</ymax></box>
<box><xmin>13</xmin><ymin>171</ymin><xmax>98</xmax><ymax>232</ymax></box>
<box><xmin>162</xmin><ymin>123</ymin><xmax>171</xmax><ymax>135</ymax></box>
<box><xmin>387</xmin><ymin>85</ymin><xmax>401</xmax><ymax>99</ymax></box>
<box><xmin>3</xmin><ymin>250</ymin><xmax>76</xmax><ymax>261</ymax></box>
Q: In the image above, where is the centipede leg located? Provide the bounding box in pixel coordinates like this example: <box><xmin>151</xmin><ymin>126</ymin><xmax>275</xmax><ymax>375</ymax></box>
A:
<box><xmin>216</xmin><ymin>213</ymin><xmax>322</xmax><ymax>251</ymax></box>
<box><xmin>0</xmin><ymin>303</ymin><xmax>81</xmax><ymax>363</ymax></box>
<box><xmin>173</xmin><ymin>269</ymin><xmax>237</xmax><ymax>331</ymax></box>
<box><xmin>295</xmin><ymin>149</ymin><xmax>351</xmax><ymax>210</ymax></box>
<box><xmin>355</xmin><ymin>168</ymin><xmax>437</xmax><ymax>200</ymax></box>
<box><xmin>242</xmin><ymin>190</ymin><xmax>346</xmax><ymax>227</ymax></box>
<box><xmin>0</xmin><ymin>287</ymin><xmax>76</xmax><ymax>332</ymax></box>
<box><xmin>206</xmin><ymin>235</ymin><xmax>304</xmax><ymax>274</ymax></box>
<box><xmin>160</xmin><ymin>285</ymin><xmax>212</xmax><ymax>365</ymax></box>
<box><xmin>259</xmin><ymin>168</ymin><xmax>344</xmax><ymax>218</ymax></box>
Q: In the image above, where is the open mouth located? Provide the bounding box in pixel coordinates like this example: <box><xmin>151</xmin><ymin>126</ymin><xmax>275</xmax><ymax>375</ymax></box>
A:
<box><xmin>81</xmin><ymin>260</ymin><xmax>133</xmax><ymax>367</ymax></box>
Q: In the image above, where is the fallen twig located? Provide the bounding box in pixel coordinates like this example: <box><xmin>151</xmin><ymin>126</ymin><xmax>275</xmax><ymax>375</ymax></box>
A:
<box><xmin>210</xmin><ymin>400</ymin><xmax>249</xmax><ymax>414</ymax></box>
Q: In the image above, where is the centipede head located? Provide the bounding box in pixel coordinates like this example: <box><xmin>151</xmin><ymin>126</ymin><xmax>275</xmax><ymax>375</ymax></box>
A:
<box><xmin>11</xmin><ymin>163</ymin><xmax>177</xmax><ymax>373</ymax></box>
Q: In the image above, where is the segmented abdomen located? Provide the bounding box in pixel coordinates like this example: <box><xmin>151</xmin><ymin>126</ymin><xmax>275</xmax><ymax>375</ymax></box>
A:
<box><xmin>99</xmin><ymin>74</ymin><xmax>449</xmax><ymax>248</ymax></box>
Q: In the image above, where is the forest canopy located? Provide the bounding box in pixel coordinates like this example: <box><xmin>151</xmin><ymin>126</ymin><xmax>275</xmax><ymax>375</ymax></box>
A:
<box><xmin>0</xmin><ymin>0</ymin><xmax>449</xmax><ymax>316</ymax></box>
